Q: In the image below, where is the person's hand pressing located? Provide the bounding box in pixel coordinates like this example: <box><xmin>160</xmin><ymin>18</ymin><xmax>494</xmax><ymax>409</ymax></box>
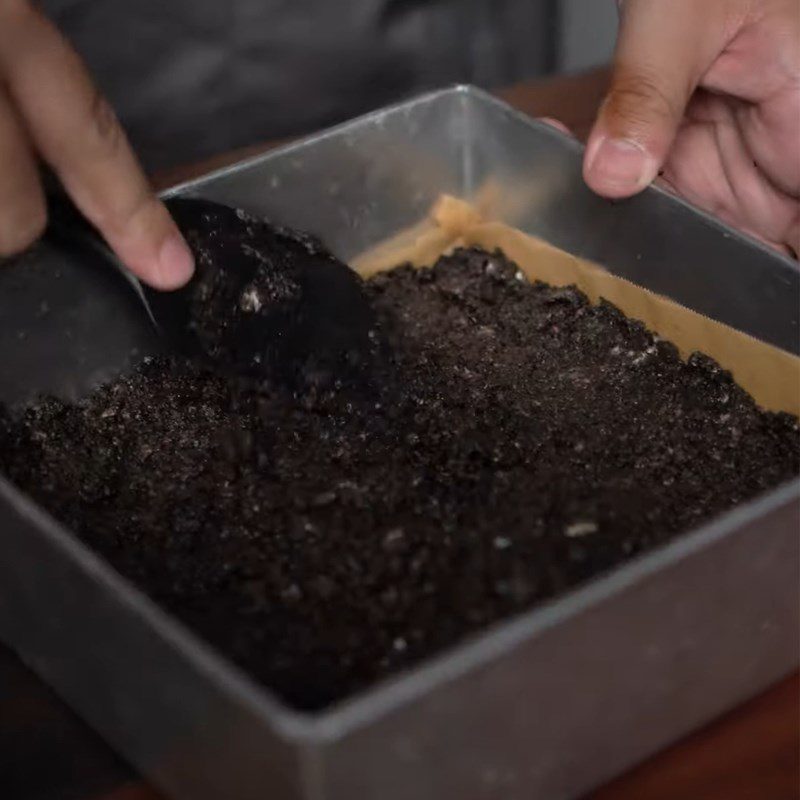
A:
<box><xmin>0</xmin><ymin>0</ymin><xmax>194</xmax><ymax>287</ymax></box>
<box><xmin>584</xmin><ymin>0</ymin><xmax>800</xmax><ymax>257</ymax></box>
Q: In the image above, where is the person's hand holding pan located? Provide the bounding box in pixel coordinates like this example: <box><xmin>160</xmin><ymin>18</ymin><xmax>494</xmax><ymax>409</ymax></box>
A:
<box><xmin>584</xmin><ymin>0</ymin><xmax>799</xmax><ymax>257</ymax></box>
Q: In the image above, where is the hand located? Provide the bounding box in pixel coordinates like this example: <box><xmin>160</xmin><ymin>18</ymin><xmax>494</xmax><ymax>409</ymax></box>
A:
<box><xmin>0</xmin><ymin>0</ymin><xmax>194</xmax><ymax>288</ymax></box>
<box><xmin>584</xmin><ymin>0</ymin><xmax>800</xmax><ymax>257</ymax></box>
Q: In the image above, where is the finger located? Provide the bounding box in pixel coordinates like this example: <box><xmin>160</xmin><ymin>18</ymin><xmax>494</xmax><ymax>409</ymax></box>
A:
<box><xmin>0</xmin><ymin>85</ymin><xmax>46</xmax><ymax>256</ymax></box>
<box><xmin>0</xmin><ymin>2</ymin><xmax>193</xmax><ymax>288</ymax></box>
<box><xmin>584</xmin><ymin>0</ymin><xmax>739</xmax><ymax>199</ymax></box>
<box><xmin>663</xmin><ymin>94</ymin><xmax>800</xmax><ymax>254</ymax></box>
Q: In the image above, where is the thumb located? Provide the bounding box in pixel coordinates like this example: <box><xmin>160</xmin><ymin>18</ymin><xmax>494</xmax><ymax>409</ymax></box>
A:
<box><xmin>584</xmin><ymin>0</ymin><xmax>732</xmax><ymax>199</ymax></box>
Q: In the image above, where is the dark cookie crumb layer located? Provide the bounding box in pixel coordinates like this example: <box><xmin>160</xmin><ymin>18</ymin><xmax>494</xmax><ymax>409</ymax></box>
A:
<box><xmin>2</xmin><ymin>247</ymin><xmax>797</xmax><ymax>711</ymax></box>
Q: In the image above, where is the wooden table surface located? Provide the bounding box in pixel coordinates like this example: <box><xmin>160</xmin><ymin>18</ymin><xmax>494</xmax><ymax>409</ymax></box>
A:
<box><xmin>3</xmin><ymin>68</ymin><xmax>798</xmax><ymax>800</ymax></box>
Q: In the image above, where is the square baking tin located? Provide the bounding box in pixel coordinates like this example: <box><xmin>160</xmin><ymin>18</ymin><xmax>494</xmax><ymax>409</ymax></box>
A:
<box><xmin>1</xmin><ymin>86</ymin><xmax>797</xmax><ymax>800</ymax></box>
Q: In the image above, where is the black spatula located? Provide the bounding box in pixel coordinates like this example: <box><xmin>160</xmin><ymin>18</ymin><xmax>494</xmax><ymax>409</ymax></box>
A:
<box><xmin>46</xmin><ymin>194</ymin><xmax>378</xmax><ymax>385</ymax></box>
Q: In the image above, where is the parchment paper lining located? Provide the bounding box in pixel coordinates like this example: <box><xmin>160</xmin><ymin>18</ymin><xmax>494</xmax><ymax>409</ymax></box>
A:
<box><xmin>353</xmin><ymin>196</ymin><xmax>800</xmax><ymax>415</ymax></box>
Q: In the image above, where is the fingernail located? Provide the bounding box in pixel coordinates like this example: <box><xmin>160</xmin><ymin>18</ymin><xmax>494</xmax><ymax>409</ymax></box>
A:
<box><xmin>157</xmin><ymin>234</ymin><xmax>194</xmax><ymax>288</ymax></box>
<box><xmin>586</xmin><ymin>137</ymin><xmax>654</xmax><ymax>194</ymax></box>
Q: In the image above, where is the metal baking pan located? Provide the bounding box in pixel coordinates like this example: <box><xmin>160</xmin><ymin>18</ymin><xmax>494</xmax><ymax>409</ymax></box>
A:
<box><xmin>0</xmin><ymin>86</ymin><xmax>797</xmax><ymax>800</ymax></box>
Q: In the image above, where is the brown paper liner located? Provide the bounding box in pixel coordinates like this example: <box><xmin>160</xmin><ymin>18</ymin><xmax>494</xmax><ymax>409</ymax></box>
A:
<box><xmin>353</xmin><ymin>196</ymin><xmax>800</xmax><ymax>416</ymax></box>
